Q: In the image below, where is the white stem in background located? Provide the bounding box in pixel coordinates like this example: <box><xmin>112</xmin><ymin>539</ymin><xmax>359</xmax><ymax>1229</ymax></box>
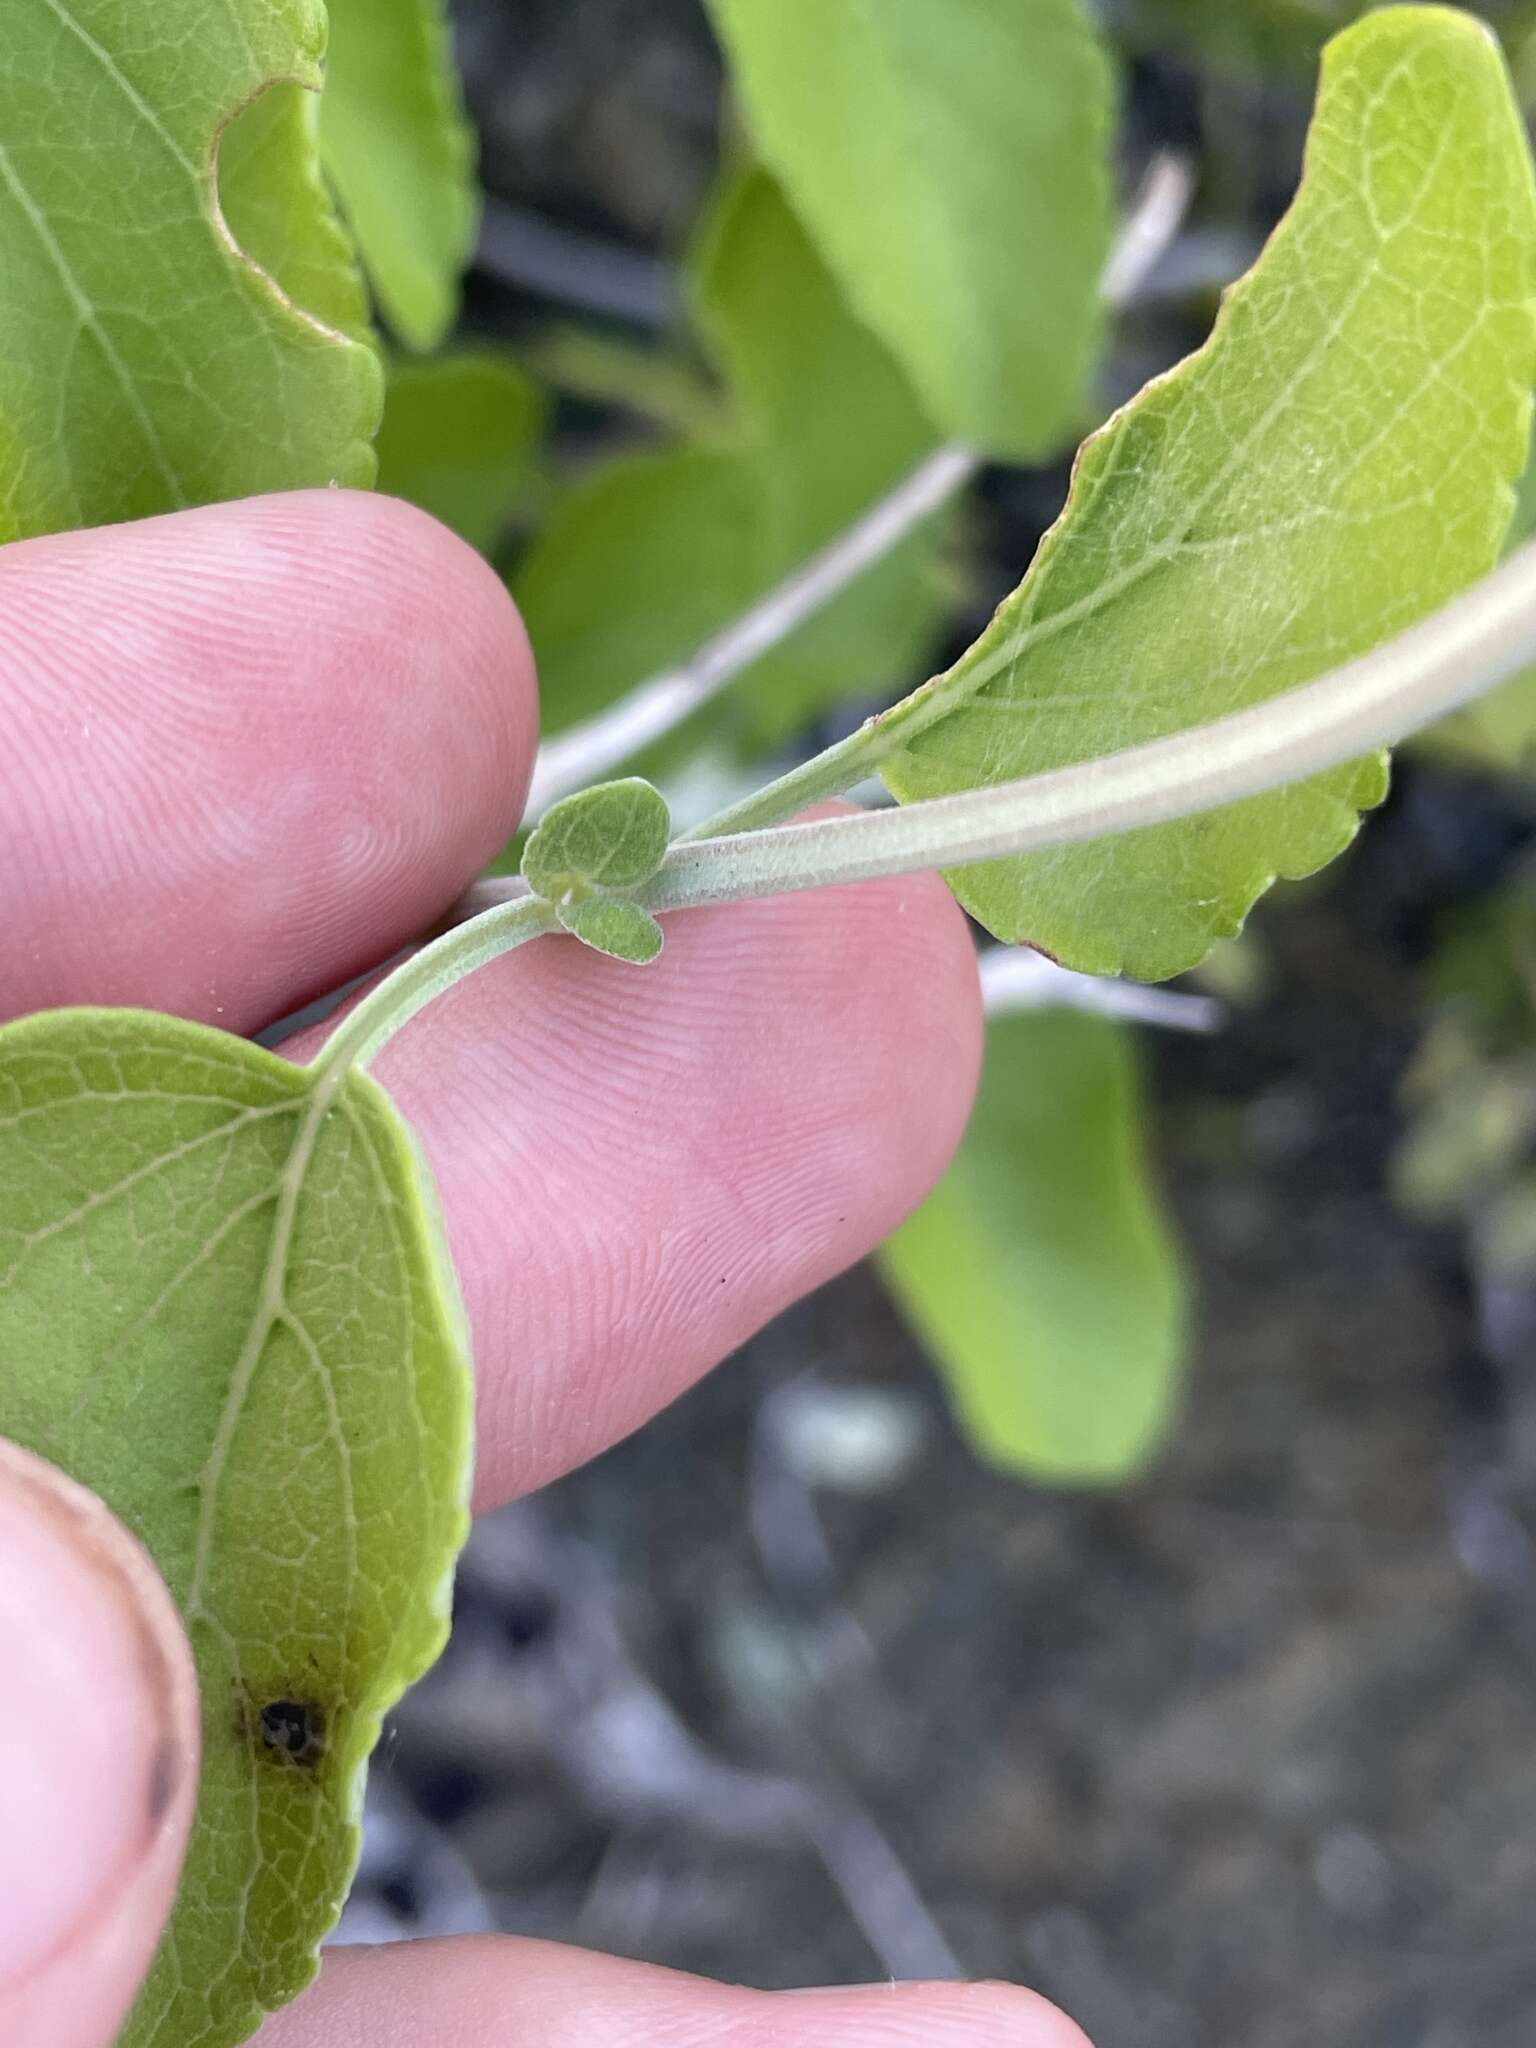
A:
<box><xmin>980</xmin><ymin>948</ymin><xmax>1224</xmax><ymax>1033</ymax></box>
<box><xmin>645</xmin><ymin>537</ymin><xmax>1536</xmax><ymax>913</ymax></box>
<box><xmin>524</xmin><ymin>444</ymin><xmax>977</xmax><ymax>819</ymax></box>
<box><xmin>1098</xmin><ymin>152</ymin><xmax>1198</xmax><ymax>308</ymax></box>
<box><xmin>523</xmin><ymin>154</ymin><xmax>1196</xmax><ymax>821</ymax></box>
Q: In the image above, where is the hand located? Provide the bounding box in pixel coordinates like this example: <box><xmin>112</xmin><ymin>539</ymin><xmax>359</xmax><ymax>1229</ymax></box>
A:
<box><xmin>0</xmin><ymin>491</ymin><xmax>1086</xmax><ymax>2048</ymax></box>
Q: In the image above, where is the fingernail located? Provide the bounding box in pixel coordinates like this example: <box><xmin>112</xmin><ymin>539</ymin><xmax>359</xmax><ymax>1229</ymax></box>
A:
<box><xmin>0</xmin><ymin>1443</ymin><xmax>188</xmax><ymax>1984</ymax></box>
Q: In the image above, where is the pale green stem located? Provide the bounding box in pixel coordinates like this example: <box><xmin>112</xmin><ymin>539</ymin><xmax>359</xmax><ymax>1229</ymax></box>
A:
<box><xmin>308</xmin><ymin>895</ymin><xmax>558</xmax><ymax>1077</ymax></box>
<box><xmin>322</xmin><ymin>540</ymin><xmax>1536</xmax><ymax>1071</ymax></box>
<box><xmin>647</xmin><ymin>538</ymin><xmax>1536</xmax><ymax>911</ymax></box>
<box><xmin>675</xmin><ymin>723</ymin><xmax>887</xmax><ymax>840</ymax></box>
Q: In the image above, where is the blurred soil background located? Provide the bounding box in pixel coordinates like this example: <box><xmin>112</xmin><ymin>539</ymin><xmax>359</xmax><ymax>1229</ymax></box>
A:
<box><xmin>340</xmin><ymin>7</ymin><xmax>1536</xmax><ymax>2043</ymax></box>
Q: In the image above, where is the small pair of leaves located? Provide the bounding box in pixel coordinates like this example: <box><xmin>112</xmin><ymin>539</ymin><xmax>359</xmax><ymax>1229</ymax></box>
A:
<box><xmin>878</xmin><ymin>1011</ymin><xmax>1187</xmax><ymax>1485</ymax></box>
<box><xmin>879</xmin><ymin>5</ymin><xmax>1536</xmax><ymax>980</ymax></box>
<box><xmin>318</xmin><ymin>0</ymin><xmax>479</xmax><ymax>351</ymax></box>
<box><xmin>703</xmin><ymin>0</ymin><xmax>1114</xmax><ymax>460</ymax></box>
<box><xmin>0</xmin><ymin>1011</ymin><xmax>473</xmax><ymax>2048</ymax></box>
<box><xmin>375</xmin><ymin>351</ymin><xmax>546</xmax><ymax>558</ymax></box>
<box><xmin>523</xmin><ymin>778</ymin><xmax>671</xmax><ymax>962</ymax></box>
<box><xmin>0</xmin><ymin>0</ymin><xmax>380</xmax><ymax>542</ymax></box>
<box><xmin>516</xmin><ymin>167</ymin><xmax>953</xmax><ymax>755</ymax></box>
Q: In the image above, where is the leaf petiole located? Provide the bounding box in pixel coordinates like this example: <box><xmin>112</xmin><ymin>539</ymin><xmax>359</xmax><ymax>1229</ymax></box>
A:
<box><xmin>308</xmin><ymin>894</ymin><xmax>558</xmax><ymax>1076</ymax></box>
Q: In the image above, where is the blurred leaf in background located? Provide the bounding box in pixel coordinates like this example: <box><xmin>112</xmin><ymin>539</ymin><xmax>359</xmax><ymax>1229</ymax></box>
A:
<box><xmin>515</xmin><ymin>168</ymin><xmax>956</xmax><ymax>751</ymax></box>
<box><xmin>1420</xmin><ymin>446</ymin><xmax>1536</xmax><ymax>771</ymax></box>
<box><xmin>376</xmin><ymin>353</ymin><xmax>547</xmax><ymax>557</ymax></box>
<box><xmin>0</xmin><ymin>0</ymin><xmax>380</xmax><ymax>542</ymax></box>
<box><xmin>1395</xmin><ymin>866</ymin><xmax>1536</xmax><ymax>1277</ymax></box>
<box><xmin>691</xmin><ymin>168</ymin><xmax>954</xmax><ymax>742</ymax></box>
<box><xmin>879</xmin><ymin>1010</ymin><xmax>1188</xmax><ymax>1486</ymax></box>
<box><xmin>704</xmin><ymin>0</ymin><xmax>1115</xmax><ymax>459</ymax></box>
<box><xmin>320</xmin><ymin>0</ymin><xmax>480</xmax><ymax>350</ymax></box>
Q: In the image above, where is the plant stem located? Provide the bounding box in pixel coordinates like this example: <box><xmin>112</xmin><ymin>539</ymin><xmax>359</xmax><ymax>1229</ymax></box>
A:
<box><xmin>642</xmin><ymin>537</ymin><xmax>1536</xmax><ymax>914</ymax></box>
<box><xmin>308</xmin><ymin>894</ymin><xmax>558</xmax><ymax>1076</ymax></box>
<box><xmin>336</xmin><ymin>538</ymin><xmax>1536</xmax><ymax>1072</ymax></box>
<box><xmin>524</xmin><ymin>154</ymin><xmax>1196</xmax><ymax>823</ymax></box>
<box><xmin>674</xmin><ymin>723</ymin><xmax>894</xmax><ymax>841</ymax></box>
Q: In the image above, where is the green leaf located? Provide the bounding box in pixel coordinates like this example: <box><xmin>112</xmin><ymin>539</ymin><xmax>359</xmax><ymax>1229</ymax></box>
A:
<box><xmin>376</xmin><ymin>352</ymin><xmax>546</xmax><ymax>556</ymax></box>
<box><xmin>319</xmin><ymin>0</ymin><xmax>479</xmax><ymax>351</ymax></box>
<box><xmin>883</xmin><ymin>6</ymin><xmax>1536</xmax><ymax>980</ymax></box>
<box><xmin>218</xmin><ymin>83</ymin><xmax>371</xmax><ymax>339</ymax></box>
<box><xmin>693</xmin><ymin>167</ymin><xmax>953</xmax><ymax>743</ymax></box>
<box><xmin>878</xmin><ymin>1011</ymin><xmax>1187</xmax><ymax>1485</ymax></box>
<box><xmin>560</xmin><ymin>897</ymin><xmax>666</xmax><ymax>964</ymax></box>
<box><xmin>523</xmin><ymin>777</ymin><xmax>672</xmax><ymax>898</ymax></box>
<box><xmin>515</xmin><ymin>444</ymin><xmax>758</xmax><ymax>740</ymax></box>
<box><xmin>0</xmin><ymin>1009</ymin><xmax>472</xmax><ymax>2048</ymax></box>
<box><xmin>0</xmin><ymin>0</ymin><xmax>382</xmax><ymax>543</ymax></box>
<box><xmin>518</xmin><ymin>170</ymin><xmax>952</xmax><ymax>750</ymax></box>
<box><xmin>703</xmin><ymin>0</ymin><xmax>1114</xmax><ymax>459</ymax></box>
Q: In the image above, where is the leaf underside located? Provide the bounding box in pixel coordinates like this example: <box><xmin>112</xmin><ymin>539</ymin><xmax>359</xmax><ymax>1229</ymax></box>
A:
<box><xmin>0</xmin><ymin>1010</ymin><xmax>472</xmax><ymax>2048</ymax></box>
<box><xmin>885</xmin><ymin>6</ymin><xmax>1536</xmax><ymax>980</ymax></box>
<box><xmin>879</xmin><ymin>1011</ymin><xmax>1187</xmax><ymax>1485</ymax></box>
<box><xmin>0</xmin><ymin>0</ymin><xmax>380</xmax><ymax>542</ymax></box>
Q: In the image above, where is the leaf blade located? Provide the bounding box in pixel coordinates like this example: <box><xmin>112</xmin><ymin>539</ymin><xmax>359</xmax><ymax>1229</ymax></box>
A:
<box><xmin>883</xmin><ymin>5</ymin><xmax>1536</xmax><ymax>979</ymax></box>
<box><xmin>523</xmin><ymin>777</ymin><xmax>672</xmax><ymax>898</ymax></box>
<box><xmin>376</xmin><ymin>351</ymin><xmax>546</xmax><ymax>556</ymax></box>
<box><xmin>518</xmin><ymin>171</ymin><xmax>953</xmax><ymax>753</ymax></box>
<box><xmin>703</xmin><ymin>0</ymin><xmax>1114</xmax><ymax>458</ymax></box>
<box><xmin>878</xmin><ymin>1012</ymin><xmax>1187</xmax><ymax>1485</ymax></box>
<box><xmin>0</xmin><ymin>1009</ymin><xmax>472</xmax><ymax>2048</ymax></box>
<box><xmin>319</xmin><ymin>0</ymin><xmax>479</xmax><ymax>351</ymax></box>
<box><xmin>0</xmin><ymin>0</ymin><xmax>382</xmax><ymax>541</ymax></box>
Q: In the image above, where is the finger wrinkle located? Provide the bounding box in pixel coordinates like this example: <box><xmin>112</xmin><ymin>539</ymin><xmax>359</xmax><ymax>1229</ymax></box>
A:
<box><xmin>363</xmin><ymin>876</ymin><xmax>983</xmax><ymax>1505</ymax></box>
<box><xmin>0</xmin><ymin>492</ymin><xmax>535</xmax><ymax>1029</ymax></box>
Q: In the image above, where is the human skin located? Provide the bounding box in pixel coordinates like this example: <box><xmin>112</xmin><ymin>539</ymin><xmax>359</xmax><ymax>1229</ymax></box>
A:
<box><xmin>0</xmin><ymin>490</ymin><xmax>1089</xmax><ymax>2048</ymax></box>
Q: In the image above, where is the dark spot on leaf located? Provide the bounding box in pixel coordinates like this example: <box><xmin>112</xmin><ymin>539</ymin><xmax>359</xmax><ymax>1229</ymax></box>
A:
<box><xmin>257</xmin><ymin>1698</ymin><xmax>327</xmax><ymax>1766</ymax></box>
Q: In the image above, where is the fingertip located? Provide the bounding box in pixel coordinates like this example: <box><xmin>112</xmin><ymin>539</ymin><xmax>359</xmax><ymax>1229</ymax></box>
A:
<box><xmin>0</xmin><ymin>1442</ymin><xmax>197</xmax><ymax>2047</ymax></box>
<box><xmin>1</xmin><ymin>490</ymin><xmax>537</xmax><ymax>1030</ymax></box>
<box><xmin>776</xmin><ymin>1979</ymin><xmax>1093</xmax><ymax>2045</ymax></box>
<box><xmin>265</xmin><ymin>1941</ymin><xmax>1093</xmax><ymax>2047</ymax></box>
<box><xmin>355</xmin><ymin>864</ymin><xmax>983</xmax><ymax>1505</ymax></box>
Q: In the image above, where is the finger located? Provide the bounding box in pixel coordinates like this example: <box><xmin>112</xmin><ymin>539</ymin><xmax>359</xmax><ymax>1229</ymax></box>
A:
<box><xmin>0</xmin><ymin>1441</ymin><xmax>199</xmax><ymax>2048</ymax></box>
<box><xmin>0</xmin><ymin>491</ymin><xmax>535</xmax><ymax>1034</ymax></box>
<box><xmin>292</xmin><ymin>872</ymin><xmax>982</xmax><ymax>1508</ymax></box>
<box><xmin>258</xmin><ymin>1936</ymin><xmax>1091</xmax><ymax>2048</ymax></box>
